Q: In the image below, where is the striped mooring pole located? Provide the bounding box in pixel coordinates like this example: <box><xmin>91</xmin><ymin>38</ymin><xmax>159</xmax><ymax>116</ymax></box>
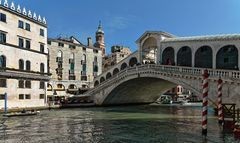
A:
<box><xmin>202</xmin><ymin>69</ymin><xmax>209</xmax><ymax>135</ymax></box>
<box><xmin>218</xmin><ymin>78</ymin><xmax>223</xmax><ymax>124</ymax></box>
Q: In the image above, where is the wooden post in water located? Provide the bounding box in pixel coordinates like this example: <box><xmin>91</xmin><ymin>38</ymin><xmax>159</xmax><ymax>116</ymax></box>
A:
<box><xmin>217</xmin><ymin>78</ymin><xmax>223</xmax><ymax>124</ymax></box>
<box><xmin>202</xmin><ymin>69</ymin><xmax>209</xmax><ymax>135</ymax></box>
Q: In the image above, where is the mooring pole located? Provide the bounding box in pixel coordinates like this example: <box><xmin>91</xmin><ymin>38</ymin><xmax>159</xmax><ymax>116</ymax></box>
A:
<box><xmin>4</xmin><ymin>92</ymin><xmax>7</xmax><ymax>114</ymax></box>
<box><xmin>202</xmin><ymin>69</ymin><xmax>209</xmax><ymax>135</ymax></box>
<box><xmin>217</xmin><ymin>78</ymin><xmax>223</xmax><ymax>124</ymax></box>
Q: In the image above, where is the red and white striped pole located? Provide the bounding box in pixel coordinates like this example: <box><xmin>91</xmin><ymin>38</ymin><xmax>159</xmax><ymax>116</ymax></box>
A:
<box><xmin>202</xmin><ymin>69</ymin><xmax>209</xmax><ymax>135</ymax></box>
<box><xmin>217</xmin><ymin>78</ymin><xmax>223</xmax><ymax>124</ymax></box>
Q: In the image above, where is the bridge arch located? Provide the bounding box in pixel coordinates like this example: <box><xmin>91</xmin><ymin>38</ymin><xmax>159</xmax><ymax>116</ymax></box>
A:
<box><xmin>100</xmin><ymin>77</ymin><xmax>105</xmax><ymax>83</ymax></box>
<box><xmin>120</xmin><ymin>62</ymin><xmax>128</xmax><ymax>70</ymax></box>
<box><xmin>113</xmin><ymin>68</ymin><xmax>120</xmax><ymax>75</ymax></box>
<box><xmin>162</xmin><ymin>47</ymin><xmax>174</xmax><ymax>65</ymax></box>
<box><xmin>216</xmin><ymin>45</ymin><xmax>238</xmax><ymax>70</ymax></box>
<box><xmin>141</xmin><ymin>37</ymin><xmax>158</xmax><ymax>64</ymax></box>
<box><xmin>195</xmin><ymin>46</ymin><xmax>213</xmax><ymax>68</ymax></box>
<box><xmin>129</xmin><ymin>57</ymin><xmax>138</xmax><ymax>67</ymax></box>
<box><xmin>177</xmin><ymin>46</ymin><xmax>192</xmax><ymax>67</ymax></box>
<box><xmin>106</xmin><ymin>72</ymin><xmax>112</xmax><ymax>80</ymax></box>
<box><xmin>100</xmin><ymin>73</ymin><xmax>201</xmax><ymax>105</ymax></box>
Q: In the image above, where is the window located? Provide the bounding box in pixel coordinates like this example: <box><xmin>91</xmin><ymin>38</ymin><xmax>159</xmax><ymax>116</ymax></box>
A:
<box><xmin>18</xmin><ymin>80</ymin><xmax>24</xmax><ymax>88</ymax></box>
<box><xmin>40</xmin><ymin>44</ymin><xmax>44</xmax><ymax>53</ymax></box>
<box><xmin>26</xmin><ymin>60</ymin><xmax>31</xmax><ymax>71</ymax></box>
<box><xmin>0</xmin><ymin>33</ymin><xmax>6</xmax><ymax>43</ymax></box>
<box><xmin>19</xmin><ymin>38</ymin><xmax>24</xmax><ymax>48</ymax></box>
<box><xmin>26</xmin><ymin>40</ymin><xmax>31</xmax><ymax>49</ymax></box>
<box><xmin>47</xmin><ymin>41</ymin><xmax>51</xmax><ymax>45</ymax></box>
<box><xmin>40</xmin><ymin>28</ymin><xmax>44</xmax><ymax>37</ymax></box>
<box><xmin>25</xmin><ymin>23</ymin><xmax>30</xmax><ymax>31</ymax></box>
<box><xmin>58</xmin><ymin>43</ymin><xmax>64</xmax><ymax>47</ymax></box>
<box><xmin>40</xmin><ymin>81</ymin><xmax>45</xmax><ymax>89</ymax></box>
<box><xmin>0</xmin><ymin>55</ymin><xmax>6</xmax><ymax>68</ymax></box>
<box><xmin>224</xmin><ymin>58</ymin><xmax>229</xmax><ymax>63</ymax></box>
<box><xmin>0</xmin><ymin>94</ymin><xmax>5</xmax><ymax>100</ymax></box>
<box><xmin>93</xmin><ymin>49</ymin><xmax>98</xmax><ymax>53</ymax></box>
<box><xmin>83</xmin><ymin>47</ymin><xmax>86</xmax><ymax>51</ymax></box>
<box><xmin>25</xmin><ymin>80</ymin><xmax>31</xmax><ymax>88</ymax></box>
<box><xmin>25</xmin><ymin>94</ymin><xmax>31</xmax><ymax>99</ymax></box>
<box><xmin>19</xmin><ymin>59</ymin><xmax>24</xmax><ymax>70</ymax></box>
<box><xmin>69</xmin><ymin>45</ymin><xmax>76</xmax><ymax>49</ymax></box>
<box><xmin>40</xmin><ymin>63</ymin><xmax>44</xmax><ymax>73</ymax></box>
<box><xmin>19</xmin><ymin>94</ymin><xmax>24</xmax><ymax>100</ymax></box>
<box><xmin>39</xmin><ymin>94</ymin><xmax>44</xmax><ymax>99</ymax></box>
<box><xmin>0</xmin><ymin>79</ymin><xmax>6</xmax><ymax>87</ymax></box>
<box><xmin>0</xmin><ymin>13</ymin><xmax>6</xmax><ymax>22</ymax></box>
<box><xmin>18</xmin><ymin>20</ymin><xmax>24</xmax><ymax>29</ymax></box>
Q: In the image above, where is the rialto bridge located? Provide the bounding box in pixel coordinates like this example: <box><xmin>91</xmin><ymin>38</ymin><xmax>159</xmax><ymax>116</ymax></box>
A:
<box><xmin>82</xmin><ymin>31</ymin><xmax>240</xmax><ymax>107</ymax></box>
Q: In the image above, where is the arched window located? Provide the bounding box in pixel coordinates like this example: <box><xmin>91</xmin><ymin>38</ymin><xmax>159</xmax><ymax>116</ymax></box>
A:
<box><xmin>0</xmin><ymin>55</ymin><xmax>6</xmax><ymax>68</ymax></box>
<box><xmin>57</xmin><ymin>50</ymin><xmax>63</xmax><ymax>62</ymax></box>
<box><xmin>57</xmin><ymin>50</ymin><xmax>63</xmax><ymax>58</ymax></box>
<box><xmin>40</xmin><ymin>63</ymin><xmax>44</xmax><ymax>73</ymax></box>
<box><xmin>26</xmin><ymin>60</ymin><xmax>31</xmax><ymax>71</ymax></box>
<box><xmin>177</xmin><ymin>46</ymin><xmax>192</xmax><ymax>67</ymax></box>
<box><xmin>100</xmin><ymin>77</ymin><xmax>105</xmax><ymax>83</ymax></box>
<box><xmin>195</xmin><ymin>46</ymin><xmax>212</xmax><ymax>68</ymax></box>
<box><xmin>82</xmin><ymin>54</ymin><xmax>86</xmax><ymax>62</ymax></box>
<box><xmin>19</xmin><ymin>59</ymin><xmax>24</xmax><ymax>70</ymax></box>
<box><xmin>162</xmin><ymin>47</ymin><xmax>174</xmax><ymax>65</ymax></box>
<box><xmin>113</xmin><ymin>68</ymin><xmax>119</xmax><ymax>75</ymax></box>
<box><xmin>216</xmin><ymin>45</ymin><xmax>238</xmax><ymax>70</ymax></box>
<box><xmin>94</xmin><ymin>81</ymin><xmax>99</xmax><ymax>87</ymax></box>
<box><xmin>106</xmin><ymin>72</ymin><xmax>112</xmax><ymax>80</ymax></box>
<box><xmin>120</xmin><ymin>63</ymin><xmax>127</xmax><ymax>70</ymax></box>
<box><xmin>129</xmin><ymin>57</ymin><xmax>138</xmax><ymax>67</ymax></box>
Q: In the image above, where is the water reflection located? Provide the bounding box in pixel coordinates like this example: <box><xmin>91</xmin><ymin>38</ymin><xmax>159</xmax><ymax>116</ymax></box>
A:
<box><xmin>0</xmin><ymin>105</ymin><xmax>238</xmax><ymax>143</ymax></box>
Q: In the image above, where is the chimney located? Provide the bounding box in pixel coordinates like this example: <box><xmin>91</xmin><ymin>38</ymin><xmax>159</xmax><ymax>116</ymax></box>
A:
<box><xmin>87</xmin><ymin>37</ymin><xmax>93</xmax><ymax>47</ymax></box>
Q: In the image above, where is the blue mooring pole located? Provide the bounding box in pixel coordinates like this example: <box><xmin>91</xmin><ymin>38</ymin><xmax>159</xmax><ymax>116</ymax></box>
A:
<box><xmin>4</xmin><ymin>92</ymin><xmax>7</xmax><ymax>113</ymax></box>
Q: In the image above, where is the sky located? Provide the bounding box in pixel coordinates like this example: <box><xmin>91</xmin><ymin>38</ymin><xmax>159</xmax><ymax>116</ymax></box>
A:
<box><xmin>12</xmin><ymin>0</ymin><xmax>240</xmax><ymax>54</ymax></box>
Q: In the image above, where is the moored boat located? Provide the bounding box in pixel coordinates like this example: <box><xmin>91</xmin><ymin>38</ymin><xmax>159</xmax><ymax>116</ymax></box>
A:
<box><xmin>3</xmin><ymin>111</ymin><xmax>40</xmax><ymax>117</ymax></box>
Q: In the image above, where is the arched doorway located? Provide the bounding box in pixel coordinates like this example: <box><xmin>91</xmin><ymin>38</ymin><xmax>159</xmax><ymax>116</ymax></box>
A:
<box><xmin>162</xmin><ymin>47</ymin><xmax>174</xmax><ymax>65</ymax></box>
<box><xmin>120</xmin><ymin>63</ymin><xmax>127</xmax><ymax>70</ymax></box>
<box><xmin>113</xmin><ymin>68</ymin><xmax>120</xmax><ymax>75</ymax></box>
<box><xmin>177</xmin><ymin>46</ymin><xmax>192</xmax><ymax>67</ymax></box>
<box><xmin>106</xmin><ymin>72</ymin><xmax>112</xmax><ymax>80</ymax></box>
<box><xmin>141</xmin><ymin>37</ymin><xmax>158</xmax><ymax>64</ymax></box>
<box><xmin>94</xmin><ymin>81</ymin><xmax>99</xmax><ymax>87</ymax></box>
<box><xmin>100</xmin><ymin>77</ymin><xmax>105</xmax><ymax>83</ymax></box>
<box><xmin>129</xmin><ymin>57</ymin><xmax>138</xmax><ymax>67</ymax></box>
<box><xmin>216</xmin><ymin>45</ymin><xmax>238</xmax><ymax>70</ymax></box>
<box><xmin>195</xmin><ymin>46</ymin><xmax>213</xmax><ymax>68</ymax></box>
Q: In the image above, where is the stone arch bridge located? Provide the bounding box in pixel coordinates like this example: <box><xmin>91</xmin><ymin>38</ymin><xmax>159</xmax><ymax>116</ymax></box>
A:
<box><xmin>81</xmin><ymin>31</ymin><xmax>240</xmax><ymax>107</ymax></box>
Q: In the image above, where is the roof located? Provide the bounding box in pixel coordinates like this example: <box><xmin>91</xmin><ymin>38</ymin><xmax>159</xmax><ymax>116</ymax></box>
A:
<box><xmin>162</xmin><ymin>34</ymin><xmax>240</xmax><ymax>43</ymax></box>
<box><xmin>48</xmin><ymin>37</ymin><xmax>102</xmax><ymax>50</ymax></box>
<box><xmin>135</xmin><ymin>31</ymin><xmax>177</xmax><ymax>43</ymax></box>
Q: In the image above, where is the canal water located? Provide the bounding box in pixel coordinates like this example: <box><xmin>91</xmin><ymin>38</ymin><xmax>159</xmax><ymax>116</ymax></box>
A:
<box><xmin>0</xmin><ymin>105</ymin><xmax>238</xmax><ymax>143</ymax></box>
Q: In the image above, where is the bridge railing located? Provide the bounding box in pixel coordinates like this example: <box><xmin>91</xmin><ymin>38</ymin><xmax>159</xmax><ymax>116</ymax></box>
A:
<box><xmin>86</xmin><ymin>64</ymin><xmax>240</xmax><ymax>96</ymax></box>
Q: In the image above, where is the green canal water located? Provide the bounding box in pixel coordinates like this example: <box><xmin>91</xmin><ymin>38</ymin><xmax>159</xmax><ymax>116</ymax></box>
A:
<box><xmin>0</xmin><ymin>105</ymin><xmax>238</xmax><ymax>143</ymax></box>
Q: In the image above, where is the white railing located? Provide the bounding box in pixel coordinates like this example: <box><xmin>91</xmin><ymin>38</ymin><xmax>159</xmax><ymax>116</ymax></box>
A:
<box><xmin>85</xmin><ymin>64</ymin><xmax>240</xmax><ymax>96</ymax></box>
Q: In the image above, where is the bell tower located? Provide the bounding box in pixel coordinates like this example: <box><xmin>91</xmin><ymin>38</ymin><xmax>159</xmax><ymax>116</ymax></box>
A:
<box><xmin>94</xmin><ymin>21</ymin><xmax>106</xmax><ymax>57</ymax></box>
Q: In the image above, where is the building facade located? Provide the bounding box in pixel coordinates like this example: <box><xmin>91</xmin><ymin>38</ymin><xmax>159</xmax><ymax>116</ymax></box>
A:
<box><xmin>47</xmin><ymin>36</ymin><xmax>102</xmax><ymax>99</ymax></box>
<box><xmin>103</xmin><ymin>45</ymin><xmax>131</xmax><ymax>71</ymax></box>
<box><xmin>0</xmin><ymin>1</ymin><xmax>49</xmax><ymax>109</ymax></box>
